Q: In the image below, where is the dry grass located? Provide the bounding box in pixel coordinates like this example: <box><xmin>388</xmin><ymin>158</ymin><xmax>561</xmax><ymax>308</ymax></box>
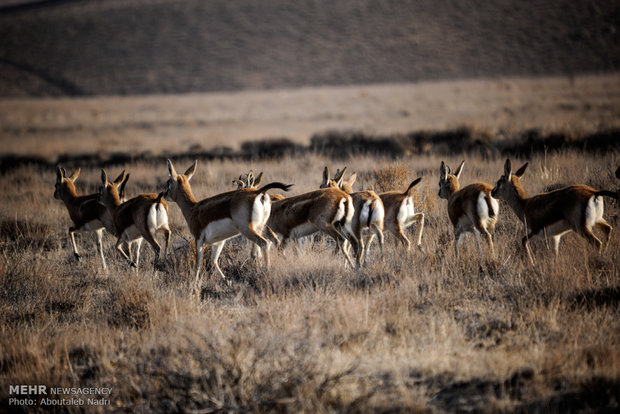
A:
<box><xmin>1</xmin><ymin>150</ymin><xmax>619</xmax><ymax>412</ymax></box>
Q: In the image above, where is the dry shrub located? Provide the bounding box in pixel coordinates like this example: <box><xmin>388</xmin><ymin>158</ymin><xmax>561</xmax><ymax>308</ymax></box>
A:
<box><xmin>106</xmin><ymin>277</ymin><xmax>152</xmax><ymax>329</ymax></box>
<box><xmin>373</xmin><ymin>162</ymin><xmax>409</xmax><ymax>192</ymax></box>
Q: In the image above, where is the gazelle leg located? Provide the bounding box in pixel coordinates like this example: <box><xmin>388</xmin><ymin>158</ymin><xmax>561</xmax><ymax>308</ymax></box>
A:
<box><xmin>411</xmin><ymin>213</ymin><xmax>425</xmax><ymax>251</ymax></box>
<box><xmin>595</xmin><ymin>221</ymin><xmax>613</xmax><ymax>252</ymax></box>
<box><xmin>69</xmin><ymin>226</ymin><xmax>81</xmax><ymax>260</ymax></box>
<box><xmin>210</xmin><ymin>241</ymin><xmax>229</xmax><ymax>285</ymax></box>
<box><xmin>95</xmin><ymin>229</ymin><xmax>107</xmax><ymax>270</ymax></box>
<box><xmin>194</xmin><ymin>239</ymin><xmax>205</xmax><ymax>292</ymax></box>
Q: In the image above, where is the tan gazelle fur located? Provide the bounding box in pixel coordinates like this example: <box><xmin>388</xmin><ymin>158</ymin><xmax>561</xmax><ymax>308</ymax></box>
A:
<box><xmin>320</xmin><ymin>167</ymin><xmax>385</xmax><ymax>265</ymax></box>
<box><xmin>438</xmin><ymin>160</ymin><xmax>499</xmax><ymax>257</ymax></box>
<box><xmin>54</xmin><ymin>167</ymin><xmax>115</xmax><ymax>269</ymax></box>
<box><xmin>367</xmin><ymin>176</ymin><xmax>425</xmax><ymax>252</ymax></box>
<box><xmin>166</xmin><ymin>160</ymin><xmax>292</xmax><ymax>289</ymax></box>
<box><xmin>263</xmin><ymin>174</ymin><xmax>360</xmax><ymax>267</ymax></box>
<box><xmin>491</xmin><ymin>159</ymin><xmax>617</xmax><ymax>264</ymax></box>
<box><xmin>99</xmin><ymin>169</ymin><xmax>171</xmax><ymax>269</ymax></box>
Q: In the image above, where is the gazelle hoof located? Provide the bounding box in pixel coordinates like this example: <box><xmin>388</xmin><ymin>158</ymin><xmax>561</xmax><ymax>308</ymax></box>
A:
<box><xmin>74</xmin><ymin>253</ymin><xmax>82</xmax><ymax>261</ymax></box>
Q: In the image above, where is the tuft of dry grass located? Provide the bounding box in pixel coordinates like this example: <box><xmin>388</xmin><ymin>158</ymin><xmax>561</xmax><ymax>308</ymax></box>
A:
<box><xmin>1</xmin><ymin>150</ymin><xmax>619</xmax><ymax>412</ymax></box>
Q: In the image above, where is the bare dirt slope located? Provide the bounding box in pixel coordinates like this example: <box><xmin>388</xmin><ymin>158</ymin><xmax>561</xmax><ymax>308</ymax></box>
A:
<box><xmin>0</xmin><ymin>0</ymin><xmax>618</xmax><ymax>97</ymax></box>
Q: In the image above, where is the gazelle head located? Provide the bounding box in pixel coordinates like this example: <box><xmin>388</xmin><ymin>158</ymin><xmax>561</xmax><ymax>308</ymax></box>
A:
<box><xmin>233</xmin><ymin>170</ymin><xmax>263</xmax><ymax>189</ymax></box>
<box><xmin>321</xmin><ymin>166</ymin><xmax>356</xmax><ymax>193</ymax></box>
<box><xmin>166</xmin><ymin>159</ymin><xmax>197</xmax><ymax>202</ymax></box>
<box><xmin>54</xmin><ymin>167</ymin><xmax>80</xmax><ymax>200</ymax></box>
<box><xmin>438</xmin><ymin>160</ymin><xmax>464</xmax><ymax>199</ymax></box>
<box><xmin>98</xmin><ymin>169</ymin><xmax>126</xmax><ymax>206</ymax></box>
<box><xmin>491</xmin><ymin>159</ymin><xmax>528</xmax><ymax>200</ymax></box>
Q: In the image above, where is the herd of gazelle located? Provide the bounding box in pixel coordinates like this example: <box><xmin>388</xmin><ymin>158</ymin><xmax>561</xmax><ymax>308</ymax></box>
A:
<box><xmin>55</xmin><ymin>160</ymin><xmax>619</xmax><ymax>287</ymax></box>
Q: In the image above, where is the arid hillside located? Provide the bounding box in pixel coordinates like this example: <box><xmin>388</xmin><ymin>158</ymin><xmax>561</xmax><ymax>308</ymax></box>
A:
<box><xmin>1</xmin><ymin>0</ymin><xmax>619</xmax><ymax>96</ymax></box>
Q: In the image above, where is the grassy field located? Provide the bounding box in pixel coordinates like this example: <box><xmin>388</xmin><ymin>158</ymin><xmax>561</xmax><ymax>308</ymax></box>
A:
<box><xmin>1</xmin><ymin>148</ymin><xmax>619</xmax><ymax>412</ymax></box>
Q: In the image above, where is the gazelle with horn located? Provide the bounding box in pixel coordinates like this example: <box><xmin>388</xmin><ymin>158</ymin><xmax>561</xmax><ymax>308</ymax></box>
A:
<box><xmin>491</xmin><ymin>159</ymin><xmax>616</xmax><ymax>264</ymax></box>
<box><xmin>98</xmin><ymin>170</ymin><xmax>171</xmax><ymax>269</ymax></box>
<box><xmin>438</xmin><ymin>160</ymin><xmax>499</xmax><ymax>257</ymax></box>
<box><xmin>320</xmin><ymin>167</ymin><xmax>384</xmax><ymax>264</ymax></box>
<box><xmin>366</xmin><ymin>175</ymin><xmax>425</xmax><ymax>252</ymax></box>
<box><xmin>166</xmin><ymin>160</ymin><xmax>292</xmax><ymax>288</ymax></box>
<box><xmin>54</xmin><ymin>167</ymin><xmax>122</xmax><ymax>269</ymax></box>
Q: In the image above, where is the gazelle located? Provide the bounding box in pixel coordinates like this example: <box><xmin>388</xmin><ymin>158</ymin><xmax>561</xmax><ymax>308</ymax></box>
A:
<box><xmin>166</xmin><ymin>160</ymin><xmax>292</xmax><ymax>288</ymax></box>
<box><xmin>366</xmin><ymin>176</ymin><xmax>425</xmax><ymax>252</ymax></box>
<box><xmin>54</xmin><ymin>167</ymin><xmax>117</xmax><ymax>269</ymax></box>
<box><xmin>265</xmin><ymin>184</ymin><xmax>361</xmax><ymax>267</ymax></box>
<box><xmin>438</xmin><ymin>160</ymin><xmax>499</xmax><ymax>257</ymax></box>
<box><xmin>320</xmin><ymin>167</ymin><xmax>385</xmax><ymax>265</ymax></box>
<box><xmin>491</xmin><ymin>159</ymin><xmax>617</xmax><ymax>264</ymax></box>
<box><xmin>98</xmin><ymin>169</ymin><xmax>171</xmax><ymax>269</ymax></box>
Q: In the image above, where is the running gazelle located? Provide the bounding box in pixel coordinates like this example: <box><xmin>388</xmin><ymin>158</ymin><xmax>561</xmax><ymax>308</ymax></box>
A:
<box><xmin>491</xmin><ymin>159</ymin><xmax>616</xmax><ymax>264</ymax></box>
<box><xmin>320</xmin><ymin>167</ymin><xmax>385</xmax><ymax>265</ymax></box>
<box><xmin>165</xmin><ymin>160</ymin><xmax>292</xmax><ymax>289</ymax></box>
<box><xmin>438</xmin><ymin>160</ymin><xmax>499</xmax><ymax>257</ymax></box>
<box><xmin>98</xmin><ymin>169</ymin><xmax>171</xmax><ymax>269</ymax></box>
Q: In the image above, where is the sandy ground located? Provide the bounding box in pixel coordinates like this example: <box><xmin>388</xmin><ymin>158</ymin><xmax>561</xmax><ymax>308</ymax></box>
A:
<box><xmin>1</xmin><ymin>73</ymin><xmax>619</xmax><ymax>159</ymax></box>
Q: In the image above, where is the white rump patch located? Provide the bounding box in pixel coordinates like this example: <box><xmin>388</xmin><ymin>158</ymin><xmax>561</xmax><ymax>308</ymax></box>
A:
<box><xmin>397</xmin><ymin>196</ymin><xmax>415</xmax><ymax>224</ymax></box>
<box><xmin>372</xmin><ymin>199</ymin><xmax>385</xmax><ymax>226</ymax></box>
<box><xmin>359</xmin><ymin>201</ymin><xmax>371</xmax><ymax>228</ymax></box>
<box><xmin>252</xmin><ymin>194</ymin><xmax>271</xmax><ymax>230</ymax></box>
<box><xmin>334</xmin><ymin>198</ymin><xmax>346</xmax><ymax>223</ymax></box>
<box><xmin>585</xmin><ymin>196</ymin><xmax>604</xmax><ymax>229</ymax></box>
<box><xmin>147</xmin><ymin>203</ymin><xmax>169</xmax><ymax>231</ymax></box>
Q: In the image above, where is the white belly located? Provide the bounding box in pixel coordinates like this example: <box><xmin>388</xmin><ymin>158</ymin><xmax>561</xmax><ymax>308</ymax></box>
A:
<box><xmin>290</xmin><ymin>222</ymin><xmax>317</xmax><ymax>239</ymax></box>
<box><xmin>122</xmin><ymin>225</ymin><xmax>143</xmax><ymax>243</ymax></box>
<box><xmin>202</xmin><ymin>218</ymin><xmax>239</xmax><ymax>243</ymax></box>
<box><xmin>82</xmin><ymin>219</ymin><xmax>104</xmax><ymax>232</ymax></box>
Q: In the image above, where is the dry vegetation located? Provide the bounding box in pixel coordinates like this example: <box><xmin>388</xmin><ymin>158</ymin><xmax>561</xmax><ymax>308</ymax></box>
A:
<box><xmin>1</xmin><ymin>150</ymin><xmax>619</xmax><ymax>412</ymax></box>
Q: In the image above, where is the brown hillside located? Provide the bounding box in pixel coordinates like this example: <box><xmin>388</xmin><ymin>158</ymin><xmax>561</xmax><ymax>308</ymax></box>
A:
<box><xmin>0</xmin><ymin>0</ymin><xmax>619</xmax><ymax>96</ymax></box>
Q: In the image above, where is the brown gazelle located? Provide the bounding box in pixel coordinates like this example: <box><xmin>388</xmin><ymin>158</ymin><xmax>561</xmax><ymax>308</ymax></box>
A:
<box><xmin>438</xmin><ymin>160</ymin><xmax>499</xmax><ymax>257</ymax></box>
<box><xmin>320</xmin><ymin>167</ymin><xmax>385</xmax><ymax>265</ymax></box>
<box><xmin>99</xmin><ymin>170</ymin><xmax>171</xmax><ymax>269</ymax></box>
<box><xmin>165</xmin><ymin>160</ymin><xmax>292</xmax><ymax>288</ymax></box>
<box><xmin>365</xmin><ymin>176</ymin><xmax>425</xmax><ymax>252</ymax></box>
<box><xmin>54</xmin><ymin>167</ymin><xmax>116</xmax><ymax>269</ymax></box>
<box><xmin>491</xmin><ymin>159</ymin><xmax>617</xmax><ymax>264</ymax></box>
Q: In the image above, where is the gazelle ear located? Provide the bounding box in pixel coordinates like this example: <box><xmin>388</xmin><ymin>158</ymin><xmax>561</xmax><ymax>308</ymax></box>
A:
<box><xmin>253</xmin><ymin>172</ymin><xmax>263</xmax><ymax>187</ymax></box>
<box><xmin>119</xmin><ymin>173</ymin><xmax>130</xmax><ymax>199</ymax></box>
<box><xmin>322</xmin><ymin>167</ymin><xmax>330</xmax><ymax>186</ymax></box>
<box><xmin>503</xmin><ymin>159</ymin><xmax>512</xmax><ymax>178</ymax></box>
<box><xmin>101</xmin><ymin>169</ymin><xmax>109</xmax><ymax>185</ymax></box>
<box><xmin>112</xmin><ymin>170</ymin><xmax>125</xmax><ymax>185</ymax></box>
<box><xmin>56</xmin><ymin>167</ymin><xmax>64</xmax><ymax>182</ymax></box>
<box><xmin>514</xmin><ymin>162</ymin><xmax>528</xmax><ymax>178</ymax></box>
<box><xmin>247</xmin><ymin>170</ymin><xmax>254</xmax><ymax>187</ymax></box>
<box><xmin>439</xmin><ymin>161</ymin><xmax>447</xmax><ymax>180</ymax></box>
<box><xmin>68</xmin><ymin>168</ymin><xmax>80</xmax><ymax>182</ymax></box>
<box><xmin>347</xmin><ymin>172</ymin><xmax>357</xmax><ymax>186</ymax></box>
<box><xmin>167</xmin><ymin>159</ymin><xmax>177</xmax><ymax>178</ymax></box>
<box><xmin>454</xmin><ymin>160</ymin><xmax>465</xmax><ymax>179</ymax></box>
<box><xmin>334</xmin><ymin>166</ymin><xmax>347</xmax><ymax>181</ymax></box>
<box><xmin>184</xmin><ymin>160</ymin><xmax>197</xmax><ymax>181</ymax></box>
